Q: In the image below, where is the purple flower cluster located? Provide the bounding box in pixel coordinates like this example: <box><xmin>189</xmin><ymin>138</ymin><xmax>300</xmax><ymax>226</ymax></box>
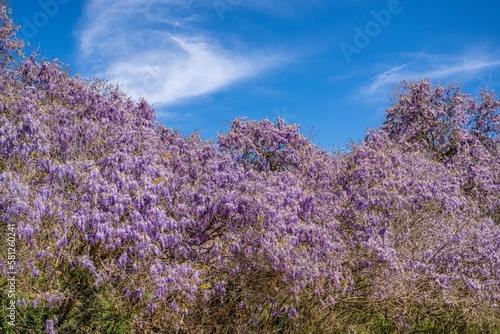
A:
<box><xmin>0</xmin><ymin>7</ymin><xmax>499</xmax><ymax>332</ymax></box>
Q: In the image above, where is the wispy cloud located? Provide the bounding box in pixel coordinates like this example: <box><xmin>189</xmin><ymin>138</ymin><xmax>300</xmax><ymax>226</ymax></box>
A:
<box><xmin>76</xmin><ymin>0</ymin><xmax>285</xmax><ymax>105</ymax></box>
<box><xmin>361</xmin><ymin>51</ymin><xmax>500</xmax><ymax>97</ymax></box>
<box><xmin>102</xmin><ymin>36</ymin><xmax>281</xmax><ymax>104</ymax></box>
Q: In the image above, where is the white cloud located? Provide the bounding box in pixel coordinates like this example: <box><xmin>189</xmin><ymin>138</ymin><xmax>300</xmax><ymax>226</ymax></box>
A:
<box><xmin>103</xmin><ymin>36</ymin><xmax>279</xmax><ymax>104</ymax></box>
<box><xmin>361</xmin><ymin>52</ymin><xmax>500</xmax><ymax>97</ymax></box>
<box><xmin>76</xmin><ymin>0</ymin><xmax>284</xmax><ymax>105</ymax></box>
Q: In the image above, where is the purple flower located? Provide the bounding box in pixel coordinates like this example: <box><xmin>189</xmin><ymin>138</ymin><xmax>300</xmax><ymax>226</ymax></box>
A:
<box><xmin>45</xmin><ymin>319</ymin><xmax>56</xmax><ymax>334</ymax></box>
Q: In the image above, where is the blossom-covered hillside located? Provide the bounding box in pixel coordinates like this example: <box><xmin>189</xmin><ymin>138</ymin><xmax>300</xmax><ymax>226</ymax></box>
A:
<box><xmin>1</xmin><ymin>6</ymin><xmax>499</xmax><ymax>333</ymax></box>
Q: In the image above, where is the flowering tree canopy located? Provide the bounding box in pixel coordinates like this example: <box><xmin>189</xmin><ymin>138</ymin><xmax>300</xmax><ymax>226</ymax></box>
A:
<box><xmin>0</xmin><ymin>6</ymin><xmax>499</xmax><ymax>333</ymax></box>
<box><xmin>382</xmin><ymin>78</ymin><xmax>499</xmax><ymax>160</ymax></box>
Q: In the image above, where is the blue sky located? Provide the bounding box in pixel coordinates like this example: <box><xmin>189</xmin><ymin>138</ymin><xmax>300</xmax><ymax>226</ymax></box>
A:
<box><xmin>10</xmin><ymin>0</ymin><xmax>500</xmax><ymax>149</ymax></box>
